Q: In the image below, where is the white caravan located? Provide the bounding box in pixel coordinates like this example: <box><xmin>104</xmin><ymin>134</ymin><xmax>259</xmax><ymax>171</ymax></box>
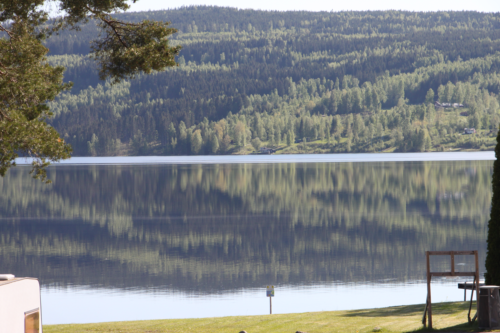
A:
<box><xmin>0</xmin><ymin>275</ymin><xmax>42</xmax><ymax>333</ymax></box>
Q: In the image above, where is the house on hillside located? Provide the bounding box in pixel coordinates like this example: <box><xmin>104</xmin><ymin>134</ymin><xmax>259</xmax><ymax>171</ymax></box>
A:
<box><xmin>434</xmin><ymin>102</ymin><xmax>463</xmax><ymax>108</ymax></box>
<box><xmin>464</xmin><ymin>128</ymin><xmax>476</xmax><ymax>134</ymax></box>
<box><xmin>0</xmin><ymin>274</ymin><xmax>42</xmax><ymax>333</ymax></box>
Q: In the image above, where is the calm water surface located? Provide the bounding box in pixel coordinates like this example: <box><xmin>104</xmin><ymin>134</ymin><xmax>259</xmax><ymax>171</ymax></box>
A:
<box><xmin>1</xmin><ymin>153</ymin><xmax>494</xmax><ymax>324</ymax></box>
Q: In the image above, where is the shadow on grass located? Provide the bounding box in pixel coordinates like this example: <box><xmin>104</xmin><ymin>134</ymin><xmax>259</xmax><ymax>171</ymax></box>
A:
<box><xmin>342</xmin><ymin>304</ymin><xmax>425</xmax><ymax>318</ymax></box>
<box><xmin>342</xmin><ymin>302</ymin><xmax>473</xmax><ymax>318</ymax></box>
<box><xmin>405</xmin><ymin>321</ymin><xmax>480</xmax><ymax>332</ymax></box>
<box><xmin>354</xmin><ymin>302</ymin><xmax>487</xmax><ymax>333</ymax></box>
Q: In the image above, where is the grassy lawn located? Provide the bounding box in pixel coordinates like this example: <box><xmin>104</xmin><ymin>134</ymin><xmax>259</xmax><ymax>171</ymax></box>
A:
<box><xmin>44</xmin><ymin>301</ymin><xmax>499</xmax><ymax>333</ymax></box>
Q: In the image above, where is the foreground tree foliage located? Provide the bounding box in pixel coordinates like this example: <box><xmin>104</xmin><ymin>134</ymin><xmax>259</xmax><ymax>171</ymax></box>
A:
<box><xmin>0</xmin><ymin>0</ymin><xmax>180</xmax><ymax>182</ymax></box>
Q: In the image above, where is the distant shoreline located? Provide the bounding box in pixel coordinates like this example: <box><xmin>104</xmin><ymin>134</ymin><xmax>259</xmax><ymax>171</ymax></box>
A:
<box><xmin>15</xmin><ymin>151</ymin><xmax>495</xmax><ymax>166</ymax></box>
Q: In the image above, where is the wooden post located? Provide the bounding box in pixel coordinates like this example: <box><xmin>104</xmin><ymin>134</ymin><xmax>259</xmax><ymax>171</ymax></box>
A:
<box><xmin>426</xmin><ymin>251</ymin><xmax>433</xmax><ymax>329</ymax></box>
<box><xmin>475</xmin><ymin>250</ymin><xmax>479</xmax><ymax>314</ymax></box>
<box><xmin>270</xmin><ymin>296</ymin><xmax>272</xmax><ymax>314</ymax></box>
<box><xmin>451</xmin><ymin>252</ymin><xmax>455</xmax><ymax>276</ymax></box>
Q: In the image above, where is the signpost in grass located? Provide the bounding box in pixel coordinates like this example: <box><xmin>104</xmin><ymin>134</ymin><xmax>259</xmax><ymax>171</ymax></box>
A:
<box><xmin>266</xmin><ymin>285</ymin><xmax>274</xmax><ymax>314</ymax></box>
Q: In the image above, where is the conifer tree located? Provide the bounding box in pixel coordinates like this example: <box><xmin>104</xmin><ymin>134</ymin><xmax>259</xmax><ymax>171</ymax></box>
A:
<box><xmin>486</xmin><ymin>129</ymin><xmax>500</xmax><ymax>285</ymax></box>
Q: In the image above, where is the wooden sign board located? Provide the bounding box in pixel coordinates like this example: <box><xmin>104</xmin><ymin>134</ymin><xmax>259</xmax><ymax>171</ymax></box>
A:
<box><xmin>423</xmin><ymin>250</ymin><xmax>479</xmax><ymax>329</ymax></box>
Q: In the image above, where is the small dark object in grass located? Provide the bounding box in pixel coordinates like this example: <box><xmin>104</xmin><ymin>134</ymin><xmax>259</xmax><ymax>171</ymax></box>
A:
<box><xmin>373</xmin><ymin>327</ymin><xmax>382</xmax><ymax>332</ymax></box>
<box><xmin>296</xmin><ymin>331</ymin><xmax>307</xmax><ymax>333</ymax></box>
<box><xmin>239</xmin><ymin>331</ymin><xmax>247</xmax><ymax>333</ymax></box>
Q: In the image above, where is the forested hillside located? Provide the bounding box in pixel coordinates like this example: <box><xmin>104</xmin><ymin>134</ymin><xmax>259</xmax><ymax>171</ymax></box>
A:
<box><xmin>45</xmin><ymin>7</ymin><xmax>500</xmax><ymax>156</ymax></box>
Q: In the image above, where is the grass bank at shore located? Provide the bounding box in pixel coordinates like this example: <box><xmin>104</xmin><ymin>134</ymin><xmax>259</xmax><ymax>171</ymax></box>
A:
<box><xmin>44</xmin><ymin>301</ymin><xmax>500</xmax><ymax>333</ymax></box>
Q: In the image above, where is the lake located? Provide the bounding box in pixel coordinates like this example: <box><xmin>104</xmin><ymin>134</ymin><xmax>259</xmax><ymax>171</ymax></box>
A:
<box><xmin>1</xmin><ymin>152</ymin><xmax>495</xmax><ymax>324</ymax></box>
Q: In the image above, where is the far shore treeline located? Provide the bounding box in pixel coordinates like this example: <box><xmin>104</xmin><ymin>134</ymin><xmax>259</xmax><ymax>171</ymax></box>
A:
<box><xmin>45</xmin><ymin>7</ymin><xmax>500</xmax><ymax>156</ymax></box>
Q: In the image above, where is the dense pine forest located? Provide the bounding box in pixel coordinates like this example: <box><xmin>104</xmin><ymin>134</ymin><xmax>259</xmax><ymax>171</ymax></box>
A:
<box><xmin>45</xmin><ymin>7</ymin><xmax>500</xmax><ymax>156</ymax></box>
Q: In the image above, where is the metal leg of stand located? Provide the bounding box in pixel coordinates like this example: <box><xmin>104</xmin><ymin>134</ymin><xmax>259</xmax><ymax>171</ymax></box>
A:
<box><xmin>468</xmin><ymin>276</ymin><xmax>476</xmax><ymax>323</ymax></box>
<box><xmin>422</xmin><ymin>295</ymin><xmax>428</xmax><ymax>327</ymax></box>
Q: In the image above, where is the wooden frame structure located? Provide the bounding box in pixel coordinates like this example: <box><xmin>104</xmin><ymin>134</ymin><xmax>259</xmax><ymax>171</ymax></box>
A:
<box><xmin>422</xmin><ymin>250</ymin><xmax>479</xmax><ymax>329</ymax></box>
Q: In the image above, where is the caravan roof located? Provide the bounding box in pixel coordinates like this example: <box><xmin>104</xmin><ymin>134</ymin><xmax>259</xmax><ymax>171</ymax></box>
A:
<box><xmin>0</xmin><ymin>277</ymin><xmax>36</xmax><ymax>286</ymax></box>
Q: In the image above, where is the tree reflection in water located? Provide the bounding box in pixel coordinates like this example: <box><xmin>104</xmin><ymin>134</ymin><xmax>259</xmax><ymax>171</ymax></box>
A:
<box><xmin>0</xmin><ymin>161</ymin><xmax>491</xmax><ymax>293</ymax></box>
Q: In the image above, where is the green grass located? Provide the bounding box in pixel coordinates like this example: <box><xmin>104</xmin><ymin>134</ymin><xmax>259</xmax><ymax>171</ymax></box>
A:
<box><xmin>44</xmin><ymin>301</ymin><xmax>499</xmax><ymax>333</ymax></box>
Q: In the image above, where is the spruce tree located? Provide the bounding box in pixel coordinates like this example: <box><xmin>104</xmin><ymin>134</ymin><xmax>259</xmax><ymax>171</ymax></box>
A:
<box><xmin>485</xmin><ymin>129</ymin><xmax>500</xmax><ymax>285</ymax></box>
